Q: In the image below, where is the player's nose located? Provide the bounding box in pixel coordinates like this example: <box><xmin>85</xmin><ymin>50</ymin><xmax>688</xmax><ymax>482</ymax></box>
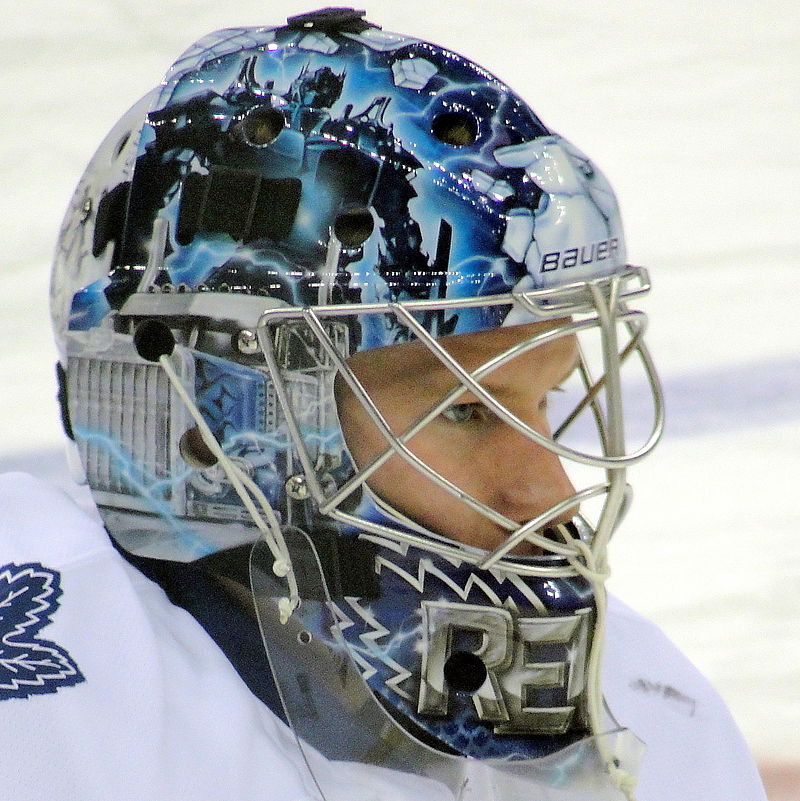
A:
<box><xmin>490</xmin><ymin>422</ymin><xmax>578</xmax><ymax>527</ymax></box>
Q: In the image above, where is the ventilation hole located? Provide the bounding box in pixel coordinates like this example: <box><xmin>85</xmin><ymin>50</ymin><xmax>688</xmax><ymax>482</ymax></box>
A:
<box><xmin>179</xmin><ymin>426</ymin><xmax>218</xmax><ymax>469</ymax></box>
<box><xmin>297</xmin><ymin>630</ymin><xmax>312</xmax><ymax>645</ymax></box>
<box><xmin>333</xmin><ymin>207</ymin><xmax>374</xmax><ymax>247</ymax></box>
<box><xmin>431</xmin><ymin>111</ymin><xmax>478</xmax><ymax>146</ymax></box>
<box><xmin>443</xmin><ymin>651</ymin><xmax>487</xmax><ymax>694</ymax></box>
<box><xmin>133</xmin><ymin>320</ymin><xmax>175</xmax><ymax>362</ymax></box>
<box><xmin>241</xmin><ymin>107</ymin><xmax>285</xmax><ymax>146</ymax></box>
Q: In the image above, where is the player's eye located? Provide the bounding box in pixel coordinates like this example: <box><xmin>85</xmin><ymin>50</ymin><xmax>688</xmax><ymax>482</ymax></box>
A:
<box><xmin>440</xmin><ymin>402</ymin><xmax>487</xmax><ymax>424</ymax></box>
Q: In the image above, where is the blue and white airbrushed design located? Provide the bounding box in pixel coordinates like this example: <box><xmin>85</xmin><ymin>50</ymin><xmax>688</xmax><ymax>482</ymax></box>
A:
<box><xmin>50</xmin><ymin>13</ymin><xmax>657</xmax><ymax>777</ymax></box>
<box><xmin>329</xmin><ymin>527</ymin><xmax>596</xmax><ymax>758</ymax></box>
<box><xmin>52</xmin><ymin>16</ymin><xmax>628</xmax><ymax>561</ymax></box>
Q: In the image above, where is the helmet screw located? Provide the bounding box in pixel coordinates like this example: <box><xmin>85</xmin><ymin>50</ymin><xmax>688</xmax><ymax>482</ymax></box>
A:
<box><xmin>235</xmin><ymin>329</ymin><xmax>261</xmax><ymax>355</ymax></box>
<box><xmin>80</xmin><ymin>198</ymin><xmax>92</xmax><ymax>223</ymax></box>
<box><xmin>285</xmin><ymin>474</ymin><xmax>309</xmax><ymax>500</ymax></box>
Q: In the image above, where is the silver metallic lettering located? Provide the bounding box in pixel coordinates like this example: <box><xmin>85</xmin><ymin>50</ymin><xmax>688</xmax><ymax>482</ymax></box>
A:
<box><xmin>495</xmin><ymin>609</ymin><xmax>592</xmax><ymax>735</ymax></box>
<box><xmin>417</xmin><ymin>600</ymin><xmax>593</xmax><ymax>736</ymax></box>
<box><xmin>418</xmin><ymin>601</ymin><xmax>512</xmax><ymax>722</ymax></box>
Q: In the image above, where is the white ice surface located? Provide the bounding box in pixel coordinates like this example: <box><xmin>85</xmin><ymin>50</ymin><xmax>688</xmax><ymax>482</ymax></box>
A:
<box><xmin>1</xmin><ymin>0</ymin><xmax>798</xmax><ymax>765</ymax></box>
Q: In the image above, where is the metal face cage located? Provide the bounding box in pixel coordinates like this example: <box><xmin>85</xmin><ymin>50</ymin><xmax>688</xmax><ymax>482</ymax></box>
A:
<box><xmin>240</xmin><ymin>265</ymin><xmax>663</xmax><ymax>798</ymax></box>
<box><xmin>255</xmin><ymin>265</ymin><xmax>664</xmax><ymax>579</ymax></box>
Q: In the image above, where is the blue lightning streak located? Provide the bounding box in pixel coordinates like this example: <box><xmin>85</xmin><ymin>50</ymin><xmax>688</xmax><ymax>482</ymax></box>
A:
<box><xmin>74</xmin><ymin>426</ymin><xmax>215</xmax><ymax>557</ymax></box>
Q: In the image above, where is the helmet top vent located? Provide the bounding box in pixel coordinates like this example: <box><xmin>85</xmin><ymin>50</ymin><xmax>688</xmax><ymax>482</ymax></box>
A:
<box><xmin>286</xmin><ymin>8</ymin><xmax>378</xmax><ymax>35</ymax></box>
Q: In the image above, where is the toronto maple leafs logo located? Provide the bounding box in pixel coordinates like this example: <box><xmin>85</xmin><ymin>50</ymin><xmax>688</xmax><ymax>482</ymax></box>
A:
<box><xmin>0</xmin><ymin>562</ymin><xmax>84</xmax><ymax>700</ymax></box>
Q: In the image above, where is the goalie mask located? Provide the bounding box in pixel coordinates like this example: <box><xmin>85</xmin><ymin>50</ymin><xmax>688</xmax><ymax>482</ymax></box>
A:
<box><xmin>52</xmin><ymin>8</ymin><xmax>664</xmax><ymax>800</ymax></box>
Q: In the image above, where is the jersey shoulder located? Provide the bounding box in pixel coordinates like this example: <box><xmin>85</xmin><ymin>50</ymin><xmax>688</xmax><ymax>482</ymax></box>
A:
<box><xmin>605</xmin><ymin>594</ymin><xmax>767</xmax><ymax>801</ymax></box>
<box><xmin>0</xmin><ymin>471</ymin><xmax>108</xmax><ymax>568</ymax></box>
<box><xmin>0</xmin><ymin>472</ymin><xmax>315</xmax><ymax>800</ymax></box>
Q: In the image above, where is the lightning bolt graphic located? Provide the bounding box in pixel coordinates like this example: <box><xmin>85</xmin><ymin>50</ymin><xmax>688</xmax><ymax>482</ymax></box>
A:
<box><xmin>331</xmin><ymin>598</ymin><xmax>415</xmax><ymax>700</ymax></box>
<box><xmin>375</xmin><ymin>552</ymin><xmax>551</xmax><ymax>615</ymax></box>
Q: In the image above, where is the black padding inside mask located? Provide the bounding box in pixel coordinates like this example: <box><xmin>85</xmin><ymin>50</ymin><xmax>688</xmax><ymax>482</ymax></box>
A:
<box><xmin>295</xmin><ymin>528</ymin><xmax>380</xmax><ymax>600</ymax></box>
<box><xmin>444</xmin><ymin>650</ymin><xmax>487</xmax><ymax>694</ymax></box>
<box><xmin>177</xmin><ymin>166</ymin><xmax>301</xmax><ymax>245</ymax></box>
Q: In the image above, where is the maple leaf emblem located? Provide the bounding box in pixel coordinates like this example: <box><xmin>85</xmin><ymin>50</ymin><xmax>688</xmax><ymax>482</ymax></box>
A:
<box><xmin>0</xmin><ymin>562</ymin><xmax>84</xmax><ymax>700</ymax></box>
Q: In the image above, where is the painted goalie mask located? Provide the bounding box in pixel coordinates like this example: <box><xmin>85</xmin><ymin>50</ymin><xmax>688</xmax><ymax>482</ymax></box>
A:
<box><xmin>52</xmin><ymin>8</ymin><xmax>664</xmax><ymax>800</ymax></box>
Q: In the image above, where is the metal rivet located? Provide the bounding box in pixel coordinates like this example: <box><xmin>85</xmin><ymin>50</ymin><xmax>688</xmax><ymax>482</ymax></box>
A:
<box><xmin>285</xmin><ymin>474</ymin><xmax>309</xmax><ymax>500</ymax></box>
<box><xmin>236</xmin><ymin>329</ymin><xmax>261</xmax><ymax>355</ymax></box>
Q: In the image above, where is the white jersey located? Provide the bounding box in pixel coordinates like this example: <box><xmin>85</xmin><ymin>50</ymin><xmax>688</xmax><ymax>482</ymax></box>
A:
<box><xmin>0</xmin><ymin>472</ymin><xmax>766</xmax><ymax>801</ymax></box>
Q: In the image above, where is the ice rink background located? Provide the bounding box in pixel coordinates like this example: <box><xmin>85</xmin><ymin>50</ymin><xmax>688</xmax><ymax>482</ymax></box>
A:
<box><xmin>1</xmin><ymin>0</ymin><xmax>798</xmax><ymax>792</ymax></box>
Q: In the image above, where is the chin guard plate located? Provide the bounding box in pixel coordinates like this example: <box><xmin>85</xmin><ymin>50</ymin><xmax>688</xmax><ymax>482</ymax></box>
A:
<box><xmin>250</xmin><ymin>533</ymin><xmax>644</xmax><ymax>800</ymax></box>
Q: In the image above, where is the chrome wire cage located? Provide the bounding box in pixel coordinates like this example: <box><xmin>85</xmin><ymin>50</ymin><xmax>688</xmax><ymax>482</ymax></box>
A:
<box><xmin>254</xmin><ymin>266</ymin><xmax>665</xmax><ymax>579</ymax></box>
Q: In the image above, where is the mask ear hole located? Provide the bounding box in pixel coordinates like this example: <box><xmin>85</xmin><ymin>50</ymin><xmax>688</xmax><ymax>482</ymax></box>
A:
<box><xmin>179</xmin><ymin>426</ymin><xmax>218</xmax><ymax>469</ymax></box>
<box><xmin>241</xmin><ymin>106</ymin><xmax>285</xmax><ymax>146</ymax></box>
<box><xmin>431</xmin><ymin>111</ymin><xmax>478</xmax><ymax>146</ymax></box>
<box><xmin>334</xmin><ymin>207</ymin><xmax>374</xmax><ymax>247</ymax></box>
<box><xmin>133</xmin><ymin>320</ymin><xmax>175</xmax><ymax>362</ymax></box>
